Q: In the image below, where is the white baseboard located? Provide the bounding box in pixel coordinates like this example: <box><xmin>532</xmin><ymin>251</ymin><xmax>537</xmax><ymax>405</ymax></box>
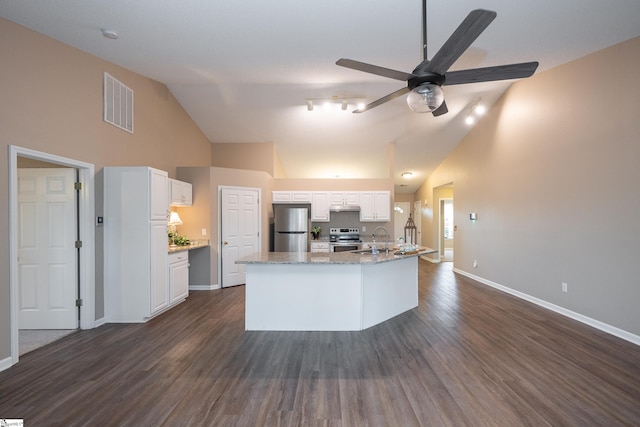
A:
<box><xmin>0</xmin><ymin>355</ymin><xmax>14</xmax><ymax>372</ymax></box>
<box><xmin>94</xmin><ymin>317</ymin><xmax>107</xmax><ymax>327</ymax></box>
<box><xmin>189</xmin><ymin>284</ymin><xmax>220</xmax><ymax>291</ymax></box>
<box><xmin>453</xmin><ymin>268</ymin><xmax>640</xmax><ymax>347</ymax></box>
<box><xmin>420</xmin><ymin>255</ymin><xmax>439</xmax><ymax>263</ymax></box>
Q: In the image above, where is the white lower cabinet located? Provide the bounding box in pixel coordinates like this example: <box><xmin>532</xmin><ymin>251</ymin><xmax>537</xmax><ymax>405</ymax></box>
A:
<box><xmin>310</xmin><ymin>241</ymin><xmax>330</xmax><ymax>253</ymax></box>
<box><xmin>169</xmin><ymin>251</ymin><xmax>189</xmax><ymax>304</ymax></box>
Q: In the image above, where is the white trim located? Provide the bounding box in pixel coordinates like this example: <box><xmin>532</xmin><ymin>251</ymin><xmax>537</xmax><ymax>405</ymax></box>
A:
<box><xmin>0</xmin><ymin>356</ymin><xmax>13</xmax><ymax>372</ymax></box>
<box><xmin>189</xmin><ymin>284</ymin><xmax>220</xmax><ymax>291</ymax></box>
<box><xmin>438</xmin><ymin>197</ymin><xmax>453</xmax><ymax>261</ymax></box>
<box><xmin>8</xmin><ymin>145</ymin><xmax>96</xmax><ymax>369</ymax></box>
<box><xmin>217</xmin><ymin>185</ymin><xmax>262</xmax><ymax>288</ymax></box>
<box><xmin>453</xmin><ymin>267</ymin><xmax>640</xmax><ymax>347</ymax></box>
<box><xmin>94</xmin><ymin>317</ymin><xmax>107</xmax><ymax>328</ymax></box>
<box><xmin>420</xmin><ymin>255</ymin><xmax>439</xmax><ymax>263</ymax></box>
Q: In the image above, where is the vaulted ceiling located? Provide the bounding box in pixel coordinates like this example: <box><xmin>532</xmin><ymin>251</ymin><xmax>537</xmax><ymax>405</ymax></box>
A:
<box><xmin>2</xmin><ymin>1</ymin><xmax>639</xmax><ymax>192</ymax></box>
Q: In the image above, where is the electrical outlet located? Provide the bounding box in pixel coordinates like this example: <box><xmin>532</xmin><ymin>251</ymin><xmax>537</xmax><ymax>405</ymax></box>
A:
<box><xmin>473</xmin><ymin>260</ymin><xmax>478</xmax><ymax>268</ymax></box>
<box><xmin>362</xmin><ymin>226</ymin><xmax>366</xmax><ymax>232</ymax></box>
<box><xmin>562</xmin><ymin>282</ymin><xmax>568</xmax><ymax>293</ymax></box>
<box><xmin>202</xmin><ymin>228</ymin><xmax>207</xmax><ymax>236</ymax></box>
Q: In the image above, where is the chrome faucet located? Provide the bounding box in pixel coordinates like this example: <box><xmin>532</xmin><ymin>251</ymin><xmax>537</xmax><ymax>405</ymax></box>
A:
<box><xmin>373</xmin><ymin>226</ymin><xmax>390</xmax><ymax>254</ymax></box>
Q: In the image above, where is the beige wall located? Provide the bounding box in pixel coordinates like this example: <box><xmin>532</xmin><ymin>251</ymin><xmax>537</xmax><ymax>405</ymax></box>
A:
<box><xmin>212</xmin><ymin>142</ymin><xmax>286</xmax><ymax>178</ymax></box>
<box><xmin>0</xmin><ymin>18</ymin><xmax>212</xmax><ymax>361</ymax></box>
<box><xmin>415</xmin><ymin>36</ymin><xmax>640</xmax><ymax>337</ymax></box>
<box><xmin>177</xmin><ymin>167</ymin><xmax>273</xmax><ymax>287</ymax></box>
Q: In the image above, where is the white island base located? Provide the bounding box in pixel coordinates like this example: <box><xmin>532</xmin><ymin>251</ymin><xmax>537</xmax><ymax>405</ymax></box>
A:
<box><xmin>245</xmin><ymin>256</ymin><xmax>418</xmax><ymax>331</ymax></box>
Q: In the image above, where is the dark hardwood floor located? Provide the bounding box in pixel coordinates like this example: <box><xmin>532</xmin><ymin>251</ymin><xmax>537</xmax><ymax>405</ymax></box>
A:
<box><xmin>1</xmin><ymin>260</ymin><xmax>639</xmax><ymax>426</ymax></box>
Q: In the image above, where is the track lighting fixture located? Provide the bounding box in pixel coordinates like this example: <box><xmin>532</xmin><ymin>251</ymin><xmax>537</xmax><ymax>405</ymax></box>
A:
<box><xmin>305</xmin><ymin>96</ymin><xmax>365</xmax><ymax>112</ymax></box>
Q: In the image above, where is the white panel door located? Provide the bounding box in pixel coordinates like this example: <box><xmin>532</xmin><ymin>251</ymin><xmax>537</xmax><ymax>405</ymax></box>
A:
<box><xmin>18</xmin><ymin>168</ymin><xmax>77</xmax><ymax>329</ymax></box>
<box><xmin>221</xmin><ymin>187</ymin><xmax>260</xmax><ymax>287</ymax></box>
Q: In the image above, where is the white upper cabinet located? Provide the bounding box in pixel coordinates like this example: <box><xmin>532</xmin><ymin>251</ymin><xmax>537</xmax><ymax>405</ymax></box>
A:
<box><xmin>150</xmin><ymin>169</ymin><xmax>170</xmax><ymax>220</ymax></box>
<box><xmin>359</xmin><ymin>191</ymin><xmax>390</xmax><ymax>222</ymax></box>
<box><xmin>311</xmin><ymin>192</ymin><xmax>330</xmax><ymax>222</ymax></box>
<box><xmin>272</xmin><ymin>191</ymin><xmax>312</xmax><ymax>203</ymax></box>
<box><xmin>329</xmin><ymin>191</ymin><xmax>359</xmax><ymax>206</ymax></box>
<box><xmin>170</xmin><ymin>178</ymin><xmax>192</xmax><ymax>206</ymax></box>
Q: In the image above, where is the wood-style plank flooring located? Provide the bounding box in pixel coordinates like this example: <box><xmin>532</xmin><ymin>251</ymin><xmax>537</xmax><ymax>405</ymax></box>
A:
<box><xmin>1</xmin><ymin>260</ymin><xmax>639</xmax><ymax>426</ymax></box>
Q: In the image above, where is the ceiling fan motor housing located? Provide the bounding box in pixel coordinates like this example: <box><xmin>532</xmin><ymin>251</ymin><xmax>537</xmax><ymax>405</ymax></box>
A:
<box><xmin>408</xmin><ymin>61</ymin><xmax>445</xmax><ymax>90</ymax></box>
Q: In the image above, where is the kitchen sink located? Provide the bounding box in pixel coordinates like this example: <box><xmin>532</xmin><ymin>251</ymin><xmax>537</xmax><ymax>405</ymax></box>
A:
<box><xmin>350</xmin><ymin>248</ymin><xmax>390</xmax><ymax>255</ymax></box>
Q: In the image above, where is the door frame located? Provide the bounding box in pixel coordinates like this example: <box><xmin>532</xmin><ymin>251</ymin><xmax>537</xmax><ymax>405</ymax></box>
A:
<box><xmin>8</xmin><ymin>145</ymin><xmax>95</xmax><ymax>366</ymax></box>
<box><xmin>217</xmin><ymin>185</ymin><xmax>261</xmax><ymax>288</ymax></box>
<box><xmin>439</xmin><ymin>198</ymin><xmax>453</xmax><ymax>261</ymax></box>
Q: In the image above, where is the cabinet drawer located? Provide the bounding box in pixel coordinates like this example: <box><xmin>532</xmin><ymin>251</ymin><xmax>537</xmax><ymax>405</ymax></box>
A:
<box><xmin>310</xmin><ymin>241</ymin><xmax>330</xmax><ymax>253</ymax></box>
<box><xmin>169</xmin><ymin>251</ymin><xmax>189</xmax><ymax>264</ymax></box>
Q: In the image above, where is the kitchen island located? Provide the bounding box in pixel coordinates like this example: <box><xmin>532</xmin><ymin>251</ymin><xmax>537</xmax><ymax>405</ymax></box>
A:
<box><xmin>236</xmin><ymin>247</ymin><xmax>436</xmax><ymax>331</ymax></box>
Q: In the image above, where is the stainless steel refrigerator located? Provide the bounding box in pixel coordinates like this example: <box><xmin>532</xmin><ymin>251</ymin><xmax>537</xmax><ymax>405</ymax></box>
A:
<box><xmin>273</xmin><ymin>204</ymin><xmax>310</xmax><ymax>252</ymax></box>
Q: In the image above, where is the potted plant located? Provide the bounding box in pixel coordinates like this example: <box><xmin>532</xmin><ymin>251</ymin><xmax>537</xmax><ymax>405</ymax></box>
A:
<box><xmin>311</xmin><ymin>226</ymin><xmax>322</xmax><ymax>240</ymax></box>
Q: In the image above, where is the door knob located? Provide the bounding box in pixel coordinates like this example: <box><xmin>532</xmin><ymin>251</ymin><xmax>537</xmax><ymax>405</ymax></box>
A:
<box><xmin>223</xmin><ymin>241</ymin><xmax>228</xmax><ymax>245</ymax></box>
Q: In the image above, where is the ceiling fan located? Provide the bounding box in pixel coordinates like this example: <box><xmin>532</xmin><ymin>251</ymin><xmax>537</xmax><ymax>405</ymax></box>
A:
<box><xmin>336</xmin><ymin>0</ymin><xmax>539</xmax><ymax>115</ymax></box>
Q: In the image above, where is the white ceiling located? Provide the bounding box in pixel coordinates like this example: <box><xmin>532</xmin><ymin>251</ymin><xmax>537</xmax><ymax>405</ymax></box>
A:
<box><xmin>2</xmin><ymin>1</ymin><xmax>639</xmax><ymax>192</ymax></box>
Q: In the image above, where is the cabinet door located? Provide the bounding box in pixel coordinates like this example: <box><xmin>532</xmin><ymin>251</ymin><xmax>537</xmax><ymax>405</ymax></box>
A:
<box><xmin>181</xmin><ymin>182</ymin><xmax>192</xmax><ymax>205</ymax></box>
<box><xmin>170</xmin><ymin>179</ymin><xmax>193</xmax><ymax>206</ymax></box>
<box><xmin>272</xmin><ymin>191</ymin><xmax>292</xmax><ymax>202</ymax></box>
<box><xmin>329</xmin><ymin>192</ymin><xmax>346</xmax><ymax>206</ymax></box>
<box><xmin>311</xmin><ymin>192</ymin><xmax>330</xmax><ymax>221</ymax></box>
<box><xmin>169</xmin><ymin>253</ymin><xmax>189</xmax><ymax>303</ymax></box>
<box><xmin>150</xmin><ymin>168</ymin><xmax>169</xmax><ymax>221</ymax></box>
<box><xmin>330</xmin><ymin>191</ymin><xmax>359</xmax><ymax>206</ymax></box>
<box><xmin>359</xmin><ymin>192</ymin><xmax>376</xmax><ymax>221</ymax></box>
<box><xmin>150</xmin><ymin>222</ymin><xmax>169</xmax><ymax>314</ymax></box>
<box><xmin>374</xmin><ymin>191</ymin><xmax>391</xmax><ymax>221</ymax></box>
<box><xmin>291</xmin><ymin>191</ymin><xmax>312</xmax><ymax>202</ymax></box>
<box><xmin>359</xmin><ymin>191</ymin><xmax>390</xmax><ymax>221</ymax></box>
<box><xmin>344</xmin><ymin>192</ymin><xmax>360</xmax><ymax>206</ymax></box>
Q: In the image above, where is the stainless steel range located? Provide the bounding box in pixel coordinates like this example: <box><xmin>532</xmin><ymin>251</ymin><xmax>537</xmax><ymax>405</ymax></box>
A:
<box><xmin>329</xmin><ymin>227</ymin><xmax>362</xmax><ymax>252</ymax></box>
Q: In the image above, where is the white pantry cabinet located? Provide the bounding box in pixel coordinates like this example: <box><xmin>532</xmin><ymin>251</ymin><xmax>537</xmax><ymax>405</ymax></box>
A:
<box><xmin>359</xmin><ymin>191</ymin><xmax>391</xmax><ymax>222</ymax></box>
<box><xmin>169</xmin><ymin>178</ymin><xmax>192</xmax><ymax>206</ymax></box>
<box><xmin>104</xmin><ymin>166</ymin><xmax>174</xmax><ymax>322</ymax></box>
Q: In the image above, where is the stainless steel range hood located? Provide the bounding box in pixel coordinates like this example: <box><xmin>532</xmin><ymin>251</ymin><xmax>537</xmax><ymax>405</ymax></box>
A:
<box><xmin>329</xmin><ymin>205</ymin><xmax>360</xmax><ymax>212</ymax></box>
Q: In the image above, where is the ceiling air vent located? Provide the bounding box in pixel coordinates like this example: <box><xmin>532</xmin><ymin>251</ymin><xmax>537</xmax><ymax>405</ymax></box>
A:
<box><xmin>103</xmin><ymin>72</ymin><xmax>133</xmax><ymax>133</ymax></box>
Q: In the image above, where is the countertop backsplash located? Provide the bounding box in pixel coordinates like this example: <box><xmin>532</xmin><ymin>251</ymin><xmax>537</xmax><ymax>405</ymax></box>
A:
<box><xmin>311</xmin><ymin>211</ymin><xmax>392</xmax><ymax>241</ymax></box>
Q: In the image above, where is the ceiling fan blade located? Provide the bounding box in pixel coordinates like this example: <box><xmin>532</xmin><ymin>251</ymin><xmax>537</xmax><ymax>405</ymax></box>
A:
<box><xmin>353</xmin><ymin>87</ymin><xmax>410</xmax><ymax>113</ymax></box>
<box><xmin>425</xmin><ymin>9</ymin><xmax>497</xmax><ymax>75</ymax></box>
<box><xmin>336</xmin><ymin>58</ymin><xmax>414</xmax><ymax>81</ymax></box>
<box><xmin>432</xmin><ymin>100</ymin><xmax>448</xmax><ymax>117</ymax></box>
<box><xmin>444</xmin><ymin>62</ymin><xmax>539</xmax><ymax>85</ymax></box>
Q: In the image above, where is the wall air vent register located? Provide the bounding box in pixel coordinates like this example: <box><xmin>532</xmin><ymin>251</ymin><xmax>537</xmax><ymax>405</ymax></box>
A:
<box><xmin>103</xmin><ymin>72</ymin><xmax>134</xmax><ymax>133</ymax></box>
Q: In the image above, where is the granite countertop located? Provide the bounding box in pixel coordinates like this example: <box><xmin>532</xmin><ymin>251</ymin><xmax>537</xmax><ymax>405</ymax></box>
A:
<box><xmin>236</xmin><ymin>247</ymin><xmax>436</xmax><ymax>265</ymax></box>
<box><xmin>168</xmin><ymin>239</ymin><xmax>209</xmax><ymax>253</ymax></box>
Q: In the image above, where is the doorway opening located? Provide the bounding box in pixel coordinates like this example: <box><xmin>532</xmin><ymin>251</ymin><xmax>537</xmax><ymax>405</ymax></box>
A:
<box><xmin>9</xmin><ymin>146</ymin><xmax>95</xmax><ymax>366</ymax></box>
<box><xmin>393</xmin><ymin>202</ymin><xmax>410</xmax><ymax>242</ymax></box>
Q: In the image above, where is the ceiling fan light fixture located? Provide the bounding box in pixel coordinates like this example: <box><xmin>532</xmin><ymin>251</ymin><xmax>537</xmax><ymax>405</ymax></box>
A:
<box><xmin>407</xmin><ymin>83</ymin><xmax>444</xmax><ymax>113</ymax></box>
